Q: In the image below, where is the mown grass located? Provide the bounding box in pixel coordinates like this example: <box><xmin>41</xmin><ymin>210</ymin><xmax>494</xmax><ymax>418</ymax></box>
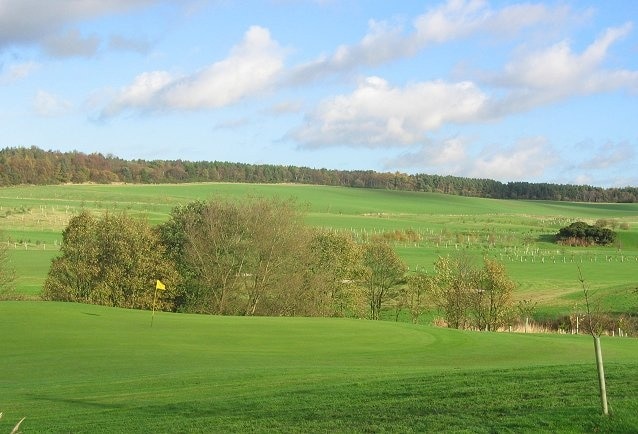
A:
<box><xmin>1</xmin><ymin>301</ymin><xmax>637</xmax><ymax>433</ymax></box>
<box><xmin>1</xmin><ymin>183</ymin><xmax>638</xmax><ymax>315</ymax></box>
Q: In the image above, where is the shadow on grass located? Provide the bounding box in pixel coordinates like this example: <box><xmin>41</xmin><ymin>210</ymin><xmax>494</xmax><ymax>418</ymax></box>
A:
<box><xmin>537</xmin><ymin>234</ymin><xmax>557</xmax><ymax>243</ymax></box>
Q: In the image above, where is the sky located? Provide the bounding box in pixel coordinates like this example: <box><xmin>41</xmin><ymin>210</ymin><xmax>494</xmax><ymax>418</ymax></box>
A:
<box><xmin>1</xmin><ymin>0</ymin><xmax>637</xmax><ymax>187</ymax></box>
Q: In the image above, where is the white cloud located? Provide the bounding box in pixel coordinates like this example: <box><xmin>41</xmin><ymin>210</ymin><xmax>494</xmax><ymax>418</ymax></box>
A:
<box><xmin>384</xmin><ymin>136</ymin><xmax>469</xmax><ymax>175</ymax></box>
<box><xmin>486</xmin><ymin>23</ymin><xmax>637</xmax><ymax>114</ymax></box>
<box><xmin>385</xmin><ymin>136</ymin><xmax>556</xmax><ymax>182</ymax></box>
<box><xmin>33</xmin><ymin>90</ymin><xmax>73</xmax><ymax>116</ymax></box>
<box><xmin>579</xmin><ymin>141</ymin><xmax>635</xmax><ymax>170</ymax></box>
<box><xmin>162</xmin><ymin>26</ymin><xmax>284</xmax><ymax>109</ymax></box>
<box><xmin>468</xmin><ymin>137</ymin><xmax>556</xmax><ymax>181</ymax></box>
<box><xmin>102</xmin><ymin>26</ymin><xmax>285</xmax><ymax>116</ymax></box>
<box><xmin>413</xmin><ymin>0</ymin><xmax>570</xmax><ymax>43</ymax></box>
<box><xmin>288</xmin><ymin>0</ymin><xmax>570</xmax><ymax>84</ymax></box>
<box><xmin>289</xmin><ymin>76</ymin><xmax>487</xmax><ymax>148</ymax></box>
<box><xmin>0</xmin><ymin>61</ymin><xmax>39</xmax><ymax>84</ymax></box>
<box><xmin>103</xmin><ymin>71</ymin><xmax>174</xmax><ymax>116</ymax></box>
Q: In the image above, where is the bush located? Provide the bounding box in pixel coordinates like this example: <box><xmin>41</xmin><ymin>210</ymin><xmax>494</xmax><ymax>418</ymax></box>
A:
<box><xmin>555</xmin><ymin>221</ymin><xmax>616</xmax><ymax>246</ymax></box>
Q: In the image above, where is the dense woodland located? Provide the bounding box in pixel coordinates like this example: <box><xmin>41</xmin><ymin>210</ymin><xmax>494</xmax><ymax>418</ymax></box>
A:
<box><xmin>2</xmin><ymin>146</ymin><xmax>638</xmax><ymax>202</ymax></box>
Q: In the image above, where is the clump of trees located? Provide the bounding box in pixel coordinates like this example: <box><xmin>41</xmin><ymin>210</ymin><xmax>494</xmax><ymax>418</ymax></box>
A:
<box><xmin>430</xmin><ymin>254</ymin><xmax>516</xmax><ymax>331</ymax></box>
<box><xmin>44</xmin><ymin>198</ymin><xmax>385</xmax><ymax>318</ymax></box>
<box><xmin>43</xmin><ymin>197</ymin><xmax>518</xmax><ymax>326</ymax></box>
<box><xmin>555</xmin><ymin>221</ymin><xmax>616</xmax><ymax>246</ymax></box>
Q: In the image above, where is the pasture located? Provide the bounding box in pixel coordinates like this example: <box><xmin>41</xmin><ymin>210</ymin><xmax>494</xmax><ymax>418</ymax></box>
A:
<box><xmin>2</xmin><ymin>183</ymin><xmax>637</xmax><ymax>316</ymax></box>
<box><xmin>2</xmin><ymin>301</ymin><xmax>638</xmax><ymax>432</ymax></box>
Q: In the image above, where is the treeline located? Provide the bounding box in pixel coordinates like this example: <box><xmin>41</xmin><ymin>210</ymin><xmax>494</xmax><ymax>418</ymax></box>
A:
<box><xmin>2</xmin><ymin>146</ymin><xmax>638</xmax><ymax>202</ymax></box>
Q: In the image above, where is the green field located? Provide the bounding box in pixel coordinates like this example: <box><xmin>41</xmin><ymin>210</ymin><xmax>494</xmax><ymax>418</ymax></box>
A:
<box><xmin>2</xmin><ymin>301</ymin><xmax>638</xmax><ymax>433</ymax></box>
<box><xmin>2</xmin><ymin>183</ymin><xmax>638</xmax><ymax>315</ymax></box>
<box><xmin>2</xmin><ymin>184</ymin><xmax>638</xmax><ymax>432</ymax></box>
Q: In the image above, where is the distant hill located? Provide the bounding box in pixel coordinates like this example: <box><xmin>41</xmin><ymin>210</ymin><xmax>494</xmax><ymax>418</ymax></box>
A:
<box><xmin>1</xmin><ymin>146</ymin><xmax>637</xmax><ymax>202</ymax></box>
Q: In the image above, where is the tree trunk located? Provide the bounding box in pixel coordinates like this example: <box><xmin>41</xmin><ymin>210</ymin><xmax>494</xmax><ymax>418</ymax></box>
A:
<box><xmin>593</xmin><ymin>336</ymin><xmax>609</xmax><ymax>416</ymax></box>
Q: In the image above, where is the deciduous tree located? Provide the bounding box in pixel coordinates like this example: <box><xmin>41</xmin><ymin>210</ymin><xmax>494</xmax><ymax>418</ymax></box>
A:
<box><xmin>171</xmin><ymin>197</ymin><xmax>321</xmax><ymax>316</ymax></box>
<box><xmin>43</xmin><ymin>211</ymin><xmax>178</xmax><ymax>310</ymax></box>
<box><xmin>401</xmin><ymin>271</ymin><xmax>433</xmax><ymax>324</ymax></box>
<box><xmin>308</xmin><ymin>230</ymin><xmax>366</xmax><ymax>317</ymax></box>
<box><xmin>471</xmin><ymin>258</ymin><xmax>516</xmax><ymax>331</ymax></box>
<box><xmin>362</xmin><ymin>240</ymin><xmax>407</xmax><ymax>320</ymax></box>
<box><xmin>431</xmin><ymin>253</ymin><xmax>478</xmax><ymax>329</ymax></box>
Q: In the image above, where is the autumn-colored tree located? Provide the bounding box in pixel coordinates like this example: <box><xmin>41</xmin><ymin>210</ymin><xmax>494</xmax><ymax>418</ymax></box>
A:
<box><xmin>43</xmin><ymin>211</ymin><xmax>179</xmax><ymax>310</ymax></box>
<box><xmin>362</xmin><ymin>240</ymin><xmax>407</xmax><ymax>320</ymax></box>
<box><xmin>307</xmin><ymin>230</ymin><xmax>366</xmax><ymax>317</ymax></box>
<box><xmin>431</xmin><ymin>253</ymin><xmax>478</xmax><ymax>329</ymax></box>
<box><xmin>166</xmin><ymin>197</ymin><xmax>324</xmax><ymax>316</ymax></box>
<box><xmin>431</xmin><ymin>254</ymin><xmax>516</xmax><ymax>330</ymax></box>
<box><xmin>471</xmin><ymin>258</ymin><xmax>516</xmax><ymax>331</ymax></box>
<box><xmin>401</xmin><ymin>271</ymin><xmax>433</xmax><ymax>324</ymax></box>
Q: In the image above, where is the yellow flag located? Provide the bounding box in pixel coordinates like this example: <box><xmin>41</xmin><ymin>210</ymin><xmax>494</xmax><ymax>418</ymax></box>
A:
<box><xmin>156</xmin><ymin>279</ymin><xmax>166</xmax><ymax>290</ymax></box>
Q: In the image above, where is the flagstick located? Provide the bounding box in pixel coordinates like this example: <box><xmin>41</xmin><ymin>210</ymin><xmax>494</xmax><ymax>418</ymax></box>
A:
<box><xmin>151</xmin><ymin>286</ymin><xmax>158</xmax><ymax>327</ymax></box>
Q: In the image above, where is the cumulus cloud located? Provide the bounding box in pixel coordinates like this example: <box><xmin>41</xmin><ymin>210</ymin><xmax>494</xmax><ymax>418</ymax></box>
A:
<box><xmin>289</xmin><ymin>76</ymin><xmax>487</xmax><ymax>148</ymax></box>
<box><xmin>33</xmin><ymin>90</ymin><xmax>73</xmax><ymax>116</ymax></box>
<box><xmin>102</xmin><ymin>26</ymin><xmax>285</xmax><ymax>116</ymax></box>
<box><xmin>288</xmin><ymin>0</ymin><xmax>569</xmax><ymax>84</ymax></box>
<box><xmin>486</xmin><ymin>23</ymin><xmax>637</xmax><ymax>115</ymax></box>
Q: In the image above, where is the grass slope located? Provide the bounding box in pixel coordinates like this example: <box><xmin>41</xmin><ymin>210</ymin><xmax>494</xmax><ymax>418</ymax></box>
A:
<box><xmin>2</xmin><ymin>302</ymin><xmax>638</xmax><ymax>432</ymax></box>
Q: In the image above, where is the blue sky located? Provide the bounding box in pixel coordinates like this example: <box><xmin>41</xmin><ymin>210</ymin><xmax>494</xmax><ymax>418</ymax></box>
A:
<box><xmin>1</xmin><ymin>0</ymin><xmax>637</xmax><ymax>187</ymax></box>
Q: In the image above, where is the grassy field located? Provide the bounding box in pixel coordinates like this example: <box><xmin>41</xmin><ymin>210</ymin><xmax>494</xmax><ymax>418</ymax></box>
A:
<box><xmin>1</xmin><ymin>301</ymin><xmax>638</xmax><ymax>433</ymax></box>
<box><xmin>2</xmin><ymin>183</ymin><xmax>637</xmax><ymax>315</ymax></box>
<box><xmin>2</xmin><ymin>184</ymin><xmax>638</xmax><ymax>432</ymax></box>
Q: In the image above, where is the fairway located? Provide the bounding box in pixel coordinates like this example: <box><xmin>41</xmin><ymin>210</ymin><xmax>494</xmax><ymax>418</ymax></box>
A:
<box><xmin>2</xmin><ymin>301</ymin><xmax>638</xmax><ymax>432</ymax></box>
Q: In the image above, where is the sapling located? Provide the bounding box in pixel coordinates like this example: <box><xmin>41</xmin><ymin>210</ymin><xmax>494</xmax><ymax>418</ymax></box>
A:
<box><xmin>577</xmin><ymin>266</ymin><xmax>609</xmax><ymax>416</ymax></box>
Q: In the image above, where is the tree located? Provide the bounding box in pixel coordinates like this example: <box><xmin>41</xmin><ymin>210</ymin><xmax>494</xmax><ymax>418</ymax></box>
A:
<box><xmin>307</xmin><ymin>230</ymin><xmax>366</xmax><ymax>317</ymax></box>
<box><xmin>157</xmin><ymin>201</ymin><xmax>208</xmax><ymax>312</ymax></box>
<box><xmin>471</xmin><ymin>258</ymin><xmax>516</xmax><ymax>331</ymax></box>
<box><xmin>578</xmin><ymin>266</ymin><xmax>609</xmax><ymax>416</ymax></box>
<box><xmin>517</xmin><ymin>299</ymin><xmax>537</xmax><ymax>333</ymax></box>
<box><xmin>402</xmin><ymin>271</ymin><xmax>433</xmax><ymax>324</ymax></box>
<box><xmin>556</xmin><ymin>221</ymin><xmax>616</xmax><ymax>246</ymax></box>
<box><xmin>362</xmin><ymin>240</ymin><xmax>407</xmax><ymax>320</ymax></box>
<box><xmin>43</xmin><ymin>211</ymin><xmax>179</xmax><ymax>310</ymax></box>
<box><xmin>431</xmin><ymin>254</ymin><xmax>515</xmax><ymax>330</ymax></box>
<box><xmin>431</xmin><ymin>253</ymin><xmax>479</xmax><ymax>329</ymax></box>
<box><xmin>166</xmin><ymin>197</ymin><xmax>323</xmax><ymax>316</ymax></box>
<box><xmin>181</xmin><ymin>200</ymin><xmax>250</xmax><ymax>314</ymax></box>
